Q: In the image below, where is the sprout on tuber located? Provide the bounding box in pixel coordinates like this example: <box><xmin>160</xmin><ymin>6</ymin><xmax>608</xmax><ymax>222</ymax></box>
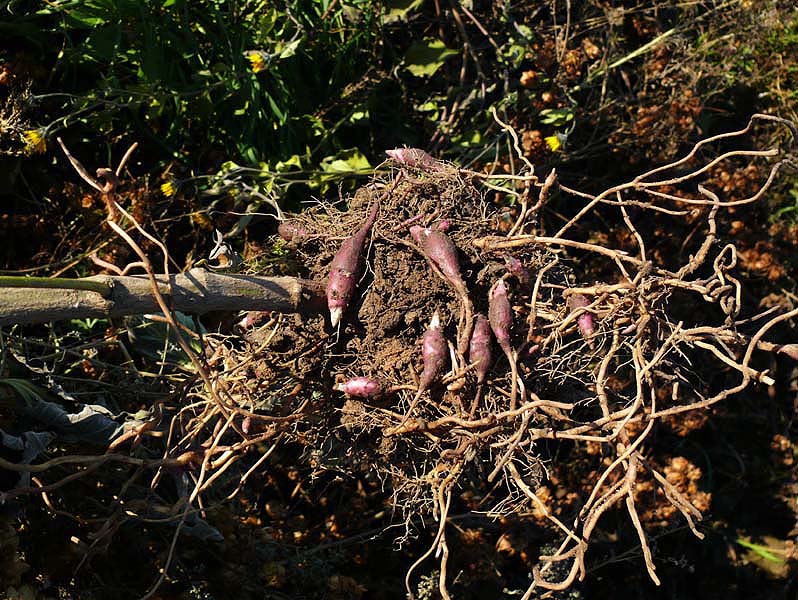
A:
<box><xmin>326</xmin><ymin>201</ymin><xmax>380</xmax><ymax>327</ymax></box>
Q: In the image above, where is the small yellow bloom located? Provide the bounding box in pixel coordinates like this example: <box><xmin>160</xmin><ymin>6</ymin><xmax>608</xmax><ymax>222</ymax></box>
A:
<box><xmin>23</xmin><ymin>129</ymin><xmax>46</xmax><ymax>154</ymax></box>
<box><xmin>160</xmin><ymin>181</ymin><xmax>177</xmax><ymax>197</ymax></box>
<box><xmin>246</xmin><ymin>51</ymin><xmax>267</xmax><ymax>73</ymax></box>
<box><xmin>544</xmin><ymin>134</ymin><xmax>562</xmax><ymax>152</ymax></box>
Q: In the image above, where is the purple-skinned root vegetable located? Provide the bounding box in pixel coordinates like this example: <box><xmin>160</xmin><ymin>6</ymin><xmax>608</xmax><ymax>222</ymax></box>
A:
<box><xmin>434</xmin><ymin>219</ymin><xmax>451</xmax><ymax>232</ymax></box>
<box><xmin>568</xmin><ymin>293</ymin><xmax>595</xmax><ymax>342</ymax></box>
<box><xmin>237</xmin><ymin>310</ymin><xmax>272</xmax><ymax>329</ymax></box>
<box><xmin>468</xmin><ymin>314</ymin><xmax>492</xmax><ymax>384</ymax></box>
<box><xmin>386</xmin><ymin>147</ymin><xmax>442</xmax><ymax>171</ymax></box>
<box><xmin>409</xmin><ymin>227</ymin><xmax>467</xmax><ymax>295</ymax></box>
<box><xmin>489</xmin><ymin>279</ymin><xmax>512</xmax><ymax>350</ymax></box>
<box><xmin>410</xmin><ymin>225</ymin><xmax>474</xmax><ymax>353</ymax></box>
<box><xmin>326</xmin><ymin>201</ymin><xmax>380</xmax><ymax>327</ymax></box>
<box><xmin>334</xmin><ymin>377</ymin><xmax>383</xmax><ymax>398</ymax></box>
<box><xmin>387</xmin><ymin>312</ymin><xmax>448</xmax><ymax>435</ymax></box>
<box><xmin>504</xmin><ymin>255</ymin><xmax>531</xmax><ymax>287</ymax></box>
<box><xmin>419</xmin><ymin>312</ymin><xmax>448</xmax><ymax>389</ymax></box>
<box><xmin>277</xmin><ymin>221</ymin><xmax>308</xmax><ymax>243</ymax></box>
<box><xmin>489</xmin><ymin>278</ymin><xmax>519</xmax><ymax>410</ymax></box>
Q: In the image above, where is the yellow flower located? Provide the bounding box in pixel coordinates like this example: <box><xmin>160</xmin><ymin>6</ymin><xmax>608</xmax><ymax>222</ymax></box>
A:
<box><xmin>544</xmin><ymin>134</ymin><xmax>562</xmax><ymax>152</ymax></box>
<box><xmin>160</xmin><ymin>181</ymin><xmax>177</xmax><ymax>197</ymax></box>
<box><xmin>245</xmin><ymin>51</ymin><xmax>267</xmax><ymax>73</ymax></box>
<box><xmin>23</xmin><ymin>129</ymin><xmax>46</xmax><ymax>154</ymax></box>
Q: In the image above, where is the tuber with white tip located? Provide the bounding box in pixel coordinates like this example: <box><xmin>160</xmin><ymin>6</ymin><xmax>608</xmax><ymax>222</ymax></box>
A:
<box><xmin>387</xmin><ymin>312</ymin><xmax>448</xmax><ymax>435</ymax></box>
<box><xmin>489</xmin><ymin>278</ymin><xmax>519</xmax><ymax>410</ymax></box>
<box><xmin>409</xmin><ymin>225</ymin><xmax>474</xmax><ymax>354</ymax></box>
<box><xmin>326</xmin><ymin>201</ymin><xmax>380</xmax><ymax>327</ymax></box>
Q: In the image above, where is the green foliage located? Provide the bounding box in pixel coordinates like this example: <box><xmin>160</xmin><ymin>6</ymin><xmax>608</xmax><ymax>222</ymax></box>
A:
<box><xmin>771</xmin><ymin>187</ymin><xmax>798</xmax><ymax>223</ymax></box>
<box><xmin>403</xmin><ymin>38</ymin><xmax>458</xmax><ymax>77</ymax></box>
<box><xmin>5</xmin><ymin>0</ymin><xmax>386</xmax><ymax>169</ymax></box>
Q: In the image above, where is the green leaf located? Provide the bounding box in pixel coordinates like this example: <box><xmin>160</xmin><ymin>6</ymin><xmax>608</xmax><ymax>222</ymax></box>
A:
<box><xmin>384</xmin><ymin>0</ymin><xmax>425</xmax><ymax>23</ymax></box>
<box><xmin>278</xmin><ymin>38</ymin><xmax>302</xmax><ymax>59</ymax></box>
<box><xmin>275</xmin><ymin>154</ymin><xmax>303</xmax><ymax>172</ymax></box>
<box><xmin>539</xmin><ymin>107</ymin><xmax>574</xmax><ymax>126</ymax></box>
<box><xmin>736</xmin><ymin>538</ymin><xmax>787</xmax><ymax>565</ymax></box>
<box><xmin>321</xmin><ymin>148</ymin><xmax>372</xmax><ymax>173</ymax></box>
<box><xmin>403</xmin><ymin>38</ymin><xmax>458</xmax><ymax>77</ymax></box>
<box><xmin>451</xmin><ymin>129</ymin><xmax>483</xmax><ymax>148</ymax></box>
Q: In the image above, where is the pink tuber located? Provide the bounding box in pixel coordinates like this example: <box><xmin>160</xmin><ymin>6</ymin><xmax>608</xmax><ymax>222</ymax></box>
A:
<box><xmin>334</xmin><ymin>376</ymin><xmax>383</xmax><ymax>398</ymax></box>
<box><xmin>385</xmin><ymin>147</ymin><xmax>442</xmax><ymax>171</ymax></box>
<box><xmin>388</xmin><ymin>312</ymin><xmax>448</xmax><ymax>434</ymax></box>
<box><xmin>419</xmin><ymin>312</ymin><xmax>448</xmax><ymax>390</ymax></box>
<box><xmin>237</xmin><ymin>310</ymin><xmax>272</xmax><ymax>329</ymax></box>
<box><xmin>467</xmin><ymin>313</ymin><xmax>492</xmax><ymax>414</ymax></box>
<box><xmin>409</xmin><ymin>225</ymin><xmax>474</xmax><ymax>353</ymax></box>
<box><xmin>434</xmin><ymin>219</ymin><xmax>451</xmax><ymax>232</ymax></box>
<box><xmin>326</xmin><ymin>201</ymin><xmax>380</xmax><ymax>327</ymax></box>
<box><xmin>277</xmin><ymin>221</ymin><xmax>308</xmax><ymax>243</ymax></box>
<box><xmin>489</xmin><ymin>279</ymin><xmax>512</xmax><ymax>349</ymax></box>
<box><xmin>504</xmin><ymin>255</ymin><xmax>531</xmax><ymax>287</ymax></box>
<box><xmin>489</xmin><ymin>278</ymin><xmax>519</xmax><ymax>409</ymax></box>
<box><xmin>569</xmin><ymin>293</ymin><xmax>595</xmax><ymax>343</ymax></box>
<box><xmin>468</xmin><ymin>313</ymin><xmax>492</xmax><ymax>385</ymax></box>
